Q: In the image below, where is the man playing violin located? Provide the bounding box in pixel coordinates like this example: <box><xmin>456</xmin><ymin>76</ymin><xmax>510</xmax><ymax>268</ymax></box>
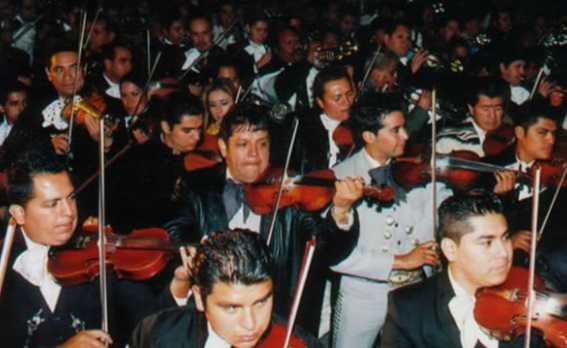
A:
<box><xmin>436</xmin><ymin>78</ymin><xmax>508</xmax><ymax>157</ymax></box>
<box><xmin>482</xmin><ymin>106</ymin><xmax>567</xmax><ymax>291</ymax></box>
<box><xmin>107</xmin><ymin>91</ymin><xmax>204</xmax><ymax>232</ymax></box>
<box><xmin>131</xmin><ymin>229</ymin><xmax>323</xmax><ymax>348</ymax></box>
<box><xmin>330</xmin><ymin>104</ymin><xmax>452</xmax><ymax>348</ymax></box>
<box><xmin>0</xmin><ymin>148</ymin><xmax>192</xmax><ymax>347</ymax></box>
<box><xmin>166</xmin><ymin>103</ymin><xmax>364</xmax><ymax>336</ymax></box>
<box><xmin>381</xmin><ymin>193</ymin><xmax>548</xmax><ymax>347</ymax></box>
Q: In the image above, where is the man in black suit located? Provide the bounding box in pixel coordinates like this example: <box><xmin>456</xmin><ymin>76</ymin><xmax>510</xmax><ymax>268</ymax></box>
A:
<box><xmin>166</xmin><ymin>103</ymin><xmax>364</xmax><ymax>335</ymax></box>
<box><xmin>381</xmin><ymin>193</ymin><xmax>547</xmax><ymax>348</ymax></box>
<box><xmin>131</xmin><ymin>229</ymin><xmax>323</xmax><ymax>348</ymax></box>
<box><xmin>0</xmin><ymin>149</ymin><xmax>191</xmax><ymax>347</ymax></box>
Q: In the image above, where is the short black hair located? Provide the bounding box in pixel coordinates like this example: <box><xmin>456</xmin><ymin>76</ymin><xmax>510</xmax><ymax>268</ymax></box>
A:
<box><xmin>467</xmin><ymin>78</ymin><xmax>507</xmax><ymax>107</ymax></box>
<box><xmin>312</xmin><ymin>66</ymin><xmax>351</xmax><ymax>101</ymax></box>
<box><xmin>351</xmin><ymin>102</ymin><xmax>404</xmax><ymax>149</ymax></box>
<box><xmin>43</xmin><ymin>41</ymin><xmax>78</xmax><ymax>69</ymax></box>
<box><xmin>219</xmin><ymin>103</ymin><xmax>270</xmax><ymax>144</ymax></box>
<box><xmin>383</xmin><ymin>19</ymin><xmax>409</xmax><ymax>36</ymax></box>
<box><xmin>438</xmin><ymin>193</ymin><xmax>504</xmax><ymax>244</ymax></box>
<box><xmin>191</xmin><ymin>229</ymin><xmax>273</xmax><ymax>298</ymax></box>
<box><xmin>162</xmin><ymin>92</ymin><xmax>204</xmax><ymax>127</ymax></box>
<box><xmin>7</xmin><ymin>148</ymin><xmax>69</xmax><ymax>207</ymax></box>
<box><xmin>0</xmin><ymin>82</ymin><xmax>27</xmax><ymax>105</ymax></box>
<box><xmin>100</xmin><ymin>42</ymin><xmax>131</xmax><ymax>63</ymax></box>
<box><xmin>514</xmin><ymin>103</ymin><xmax>558</xmax><ymax>133</ymax></box>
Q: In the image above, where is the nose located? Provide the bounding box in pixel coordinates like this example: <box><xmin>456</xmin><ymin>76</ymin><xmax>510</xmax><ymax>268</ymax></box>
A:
<box><xmin>240</xmin><ymin>309</ymin><xmax>256</xmax><ymax>331</ymax></box>
<box><xmin>493</xmin><ymin>239</ymin><xmax>510</xmax><ymax>259</ymax></box>
<box><xmin>60</xmin><ymin>198</ymin><xmax>74</xmax><ymax>217</ymax></box>
<box><xmin>400</xmin><ymin>127</ymin><xmax>409</xmax><ymax>140</ymax></box>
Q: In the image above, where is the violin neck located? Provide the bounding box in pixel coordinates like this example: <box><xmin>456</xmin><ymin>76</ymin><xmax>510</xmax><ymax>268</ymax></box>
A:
<box><xmin>113</xmin><ymin>236</ymin><xmax>192</xmax><ymax>252</ymax></box>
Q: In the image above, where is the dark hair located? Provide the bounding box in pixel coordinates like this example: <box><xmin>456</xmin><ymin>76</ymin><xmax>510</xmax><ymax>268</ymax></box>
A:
<box><xmin>160</xmin><ymin>11</ymin><xmax>183</xmax><ymax>31</ymax></box>
<box><xmin>43</xmin><ymin>41</ymin><xmax>78</xmax><ymax>69</ymax></box>
<box><xmin>467</xmin><ymin>78</ymin><xmax>507</xmax><ymax>107</ymax></box>
<box><xmin>219</xmin><ymin>103</ymin><xmax>269</xmax><ymax>144</ymax></box>
<box><xmin>0</xmin><ymin>82</ymin><xmax>27</xmax><ymax>105</ymax></box>
<box><xmin>438</xmin><ymin>193</ymin><xmax>504</xmax><ymax>243</ymax></box>
<box><xmin>351</xmin><ymin>102</ymin><xmax>404</xmax><ymax>148</ymax></box>
<box><xmin>162</xmin><ymin>92</ymin><xmax>204</xmax><ymax>127</ymax></box>
<box><xmin>191</xmin><ymin>229</ymin><xmax>273</xmax><ymax>297</ymax></box>
<box><xmin>120</xmin><ymin>71</ymin><xmax>147</xmax><ymax>89</ymax></box>
<box><xmin>514</xmin><ymin>103</ymin><xmax>558</xmax><ymax>133</ymax></box>
<box><xmin>100</xmin><ymin>42</ymin><xmax>131</xmax><ymax>63</ymax></box>
<box><xmin>188</xmin><ymin>11</ymin><xmax>212</xmax><ymax>30</ymax></box>
<box><xmin>246</xmin><ymin>11</ymin><xmax>269</xmax><ymax>27</ymax></box>
<box><xmin>312</xmin><ymin>66</ymin><xmax>351</xmax><ymax>101</ymax></box>
<box><xmin>383</xmin><ymin>19</ymin><xmax>409</xmax><ymax>36</ymax></box>
<box><xmin>7</xmin><ymin>148</ymin><xmax>69</xmax><ymax>206</ymax></box>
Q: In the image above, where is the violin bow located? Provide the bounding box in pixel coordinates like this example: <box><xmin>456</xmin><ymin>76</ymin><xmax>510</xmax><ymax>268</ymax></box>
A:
<box><xmin>82</xmin><ymin>7</ymin><xmax>102</xmax><ymax>51</ymax></box>
<box><xmin>74</xmin><ymin>53</ymin><xmax>162</xmax><ymax>195</ymax></box>
<box><xmin>356</xmin><ymin>44</ymin><xmax>381</xmax><ymax>102</ymax></box>
<box><xmin>283</xmin><ymin>238</ymin><xmax>316</xmax><ymax>348</ymax></box>
<box><xmin>66</xmin><ymin>9</ymin><xmax>88</xmax><ymax>156</ymax></box>
<box><xmin>528</xmin><ymin>68</ymin><xmax>545</xmax><ymax>101</ymax></box>
<box><xmin>537</xmin><ymin>163</ymin><xmax>567</xmax><ymax>241</ymax></box>
<box><xmin>430</xmin><ymin>89</ymin><xmax>438</xmax><ymax>270</ymax></box>
<box><xmin>97</xmin><ymin>110</ymin><xmax>110</xmax><ymax>335</ymax></box>
<box><xmin>266</xmin><ymin>117</ymin><xmax>299</xmax><ymax>246</ymax></box>
<box><xmin>0</xmin><ymin>218</ymin><xmax>17</xmax><ymax>299</ymax></box>
<box><xmin>524</xmin><ymin>168</ymin><xmax>542</xmax><ymax>347</ymax></box>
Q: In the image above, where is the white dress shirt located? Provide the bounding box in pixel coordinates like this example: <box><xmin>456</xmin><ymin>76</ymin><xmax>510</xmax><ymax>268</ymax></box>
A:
<box><xmin>510</xmin><ymin>85</ymin><xmax>530</xmax><ymax>106</ymax></box>
<box><xmin>226</xmin><ymin>170</ymin><xmax>261</xmax><ymax>232</ymax></box>
<box><xmin>204</xmin><ymin>322</ymin><xmax>231</xmax><ymax>348</ymax></box>
<box><xmin>320</xmin><ymin>113</ymin><xmax>341</xmax><ymax>168</ymax></box>
<box><xmin>103</xmin><ymin>73</ymin><xmax>120</xmax><ymax>99</ymax></box>
<box><xmin>13</xmin><ymin>231</ymin><xmax>62</xmax><ymax>312</ymax></box>
<box><xmin>448</xmin><ymin>268</ymin><xmax>499</xmax><ymax>348</ymax></box>
<box><xmin>0</xmin><ymin>117</ymin><xmax>13</xmax><ymax>146</ymax></box>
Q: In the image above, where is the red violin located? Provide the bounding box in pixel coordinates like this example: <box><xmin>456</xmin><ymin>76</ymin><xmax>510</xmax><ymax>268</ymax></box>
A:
<box><xmin>255</xmin><ymin>322</ymin><xmax>307</xmax><ymax>348</ymax></box>
<box><xmin>48</xmin><ymin>226</ymin><xmax>186</xmax><ymax>286</ymax></box>
<box><xmin>474</xmin><ymin>266</ymin><xmax>567</xmax><ymax>347</ymax></box>
<box><xmin>245</xmin><ymin>168</ymin><xmax>395</xmax><ymax>215</ymax></box>
<box><xmin>184</xmin><ymin>133</ymin><xmax>222</xmax><ymax>172</ymax></box>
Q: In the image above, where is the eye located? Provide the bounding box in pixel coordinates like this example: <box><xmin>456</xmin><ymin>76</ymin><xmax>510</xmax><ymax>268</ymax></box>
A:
<box><xmin>224</xmin><ymin>305</ymin><xmax>238</xmax><ymax>313</ymax></box>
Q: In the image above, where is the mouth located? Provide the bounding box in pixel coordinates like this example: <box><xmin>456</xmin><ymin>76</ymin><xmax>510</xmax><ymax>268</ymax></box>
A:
<box><xmin>238</xmin><ymin>333</ymin><xmax>261</xmax><ymax>342</ymax></box>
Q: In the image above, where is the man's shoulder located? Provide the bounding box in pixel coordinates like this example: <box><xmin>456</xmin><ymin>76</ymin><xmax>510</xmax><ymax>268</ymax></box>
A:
<box><xmin>389</xmin><ymin>271</ymin><xmax>444</xmax><ymax>308</ymax></box>
<box><xmin>180</xmin><ymin>163</ymin><xmax>226</xmax><ymax>191</ymax></box>
<box><xmin>437</xmin><ymin>121</ymin><xmax>478</xmax><ymax>141</ymax></box>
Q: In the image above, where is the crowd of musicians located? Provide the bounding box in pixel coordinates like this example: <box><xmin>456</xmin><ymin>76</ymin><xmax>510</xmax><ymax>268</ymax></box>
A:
<box><xmin>0</xmin><ymin>0</ymin><xmax>566</xmax><ymax>347</ymax></box>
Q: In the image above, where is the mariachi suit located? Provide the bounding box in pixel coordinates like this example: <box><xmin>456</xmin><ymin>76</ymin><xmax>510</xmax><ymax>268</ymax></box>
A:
<box><xmin>165</xmin><ymin>163</ymin><xmax>359</xmax><ymax>335</ymax></box>
<box><xmin>380</xmin><ymin>270</ymin><xmax>548</xmax><ymax>348</ymax></box>
<box><xmin>0</xmin><ymin>229</ymin><xmax>177</xmax><ymax>348</ymax></box>
<box><xmin>129</xmin><ymin>303</ymin><xmax>324</xmax><ymax>348</ymax></box>
<box><xmin>331</xmin><ymin>149</ymin><xmax>452</xmax><ymax>348</ymax></box>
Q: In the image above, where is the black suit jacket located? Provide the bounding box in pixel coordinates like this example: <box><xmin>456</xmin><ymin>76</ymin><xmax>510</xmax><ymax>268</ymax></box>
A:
<box><xmin>164</xmin><ymin>163</ymin><xmax>359</xmax><ymax>334</ymax></box>
<box><xmin>0</xmin><ymin>229</ymin><xmax>177</xmax><ymax>347</ymax></box>
<box><xmin>381</xmin><ymin>270</ymin><xmax>547</xmax><ymax>348</ymax></box>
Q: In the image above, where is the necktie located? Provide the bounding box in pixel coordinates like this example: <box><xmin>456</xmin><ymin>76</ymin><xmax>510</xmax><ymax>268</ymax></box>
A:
<box><xmin>223</xmin><ymin>180</ymin><xmax>250</xmax><ymax>223</ymax></box>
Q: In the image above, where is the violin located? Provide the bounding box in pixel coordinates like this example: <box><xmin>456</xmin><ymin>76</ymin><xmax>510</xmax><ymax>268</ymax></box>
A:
<box><xmin>184</xmin><ymin>133</ymin><xmax>222</xmax><ymax>172</ymax></box>
<box><xmin>149</xmin><ymin>77</ymin><xmax>183</xmax><ymax>99</ymax></box>
<box><xmin>483</xmin><ymin>124</ymin><xmax>516</xmax><ymax>157</ymax></box>
<box><xmin>245</xmin><ymin>168</ymin><xmax>395</xmax><ymax>215</ymax></box>
<box><xmin>474</xmin><ymin>266</ymin><xmax>567</xmax><ymax>347</ymax></box>
<box><xmin>256</xmin><ymin>322</ymin><xmax>307</xmax><ymax>348</ymax></box>
<box><xmin>61</xmin><ymin>93</ymin><xmax>107</xmax><ymax>125</ymax></box>
<box><xmin>391</xmin><ymin>150</ymin><xmax>530</xmax><ymax>192</ymax></box>
<box><xmin>332</xmin><ymin>123</ymin><xmax>357</xmax><ymax>161</ymax></box>
<box><xmin>48</xmin><ymin>226</ymin><xmax>187</xmax><ymax>286</ymax></box>
<box><xmin>531</xmin><ymin>160</ymin><xmax>567</xmax><ymax>189</ymax></box>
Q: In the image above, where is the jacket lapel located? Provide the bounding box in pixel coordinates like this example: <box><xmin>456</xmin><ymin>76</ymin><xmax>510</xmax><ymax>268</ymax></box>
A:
<box><xmin>435</xmin><ymin>271</ymin><xmax>463</xmax><ymax>347</ymax></box>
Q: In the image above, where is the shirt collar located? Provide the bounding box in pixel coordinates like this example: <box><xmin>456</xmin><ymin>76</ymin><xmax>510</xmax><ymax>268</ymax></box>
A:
<box><xmin>103</xmin><ymin>73</ymin><xmax>119</xmax><ymax>89</ymax></box>
<box><xmin>468</xmin><ymin>117</ymin><xmax>487</xmax><ymax>139</ymax></box>
<box><xmin>320</xmin><ymin>113</ymin><xmax>341</xmax><ymax>132</ymax></box>
<box><xmin>363</xmin><ymin>147</ymin><xmax>391</xmax><ymax>169</ymax></box>
<box><xmin>448</xmin><ymin>267</ymin><xmax>474</xmax><ymax>301</ymax></box>
<box><xmin>205</xmin><ymin>322</ymin><xmax>231</xmax><ymax>348</ymax></box>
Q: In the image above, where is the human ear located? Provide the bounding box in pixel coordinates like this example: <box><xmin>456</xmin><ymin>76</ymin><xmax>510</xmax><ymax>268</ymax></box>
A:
<box><xmin>218</xmin><ymin>138</ymin><xmax>228</xmax><ymax>159</ymax></box>
<box><xmin>441</xmin><ymin>238</ymin><xmax>458</xmax><ymax>262</ymax></box>
<box><xmin>9</xmin><ymin>205</ymin><xmax>25</xmax><ymax>225</ymax></box>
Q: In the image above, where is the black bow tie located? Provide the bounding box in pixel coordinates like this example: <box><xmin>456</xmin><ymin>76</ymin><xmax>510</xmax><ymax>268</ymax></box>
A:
<box><xmin>368</xmin><ymin>165</ymin><xmax>407</xmax><ymax>204</ymax></box>
<box><xmin>223</xmin><ymin>179</ymin><xmax>250</xmax><ymax>222</ymax></box>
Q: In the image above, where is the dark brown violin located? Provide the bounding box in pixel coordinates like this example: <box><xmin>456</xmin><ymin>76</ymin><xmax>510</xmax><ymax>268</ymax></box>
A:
<box><xmin>332</xmin><ymin>123</ymin><xmax>356</xmax><ymax>159</ymax></box>
<box><xmin>474</xmin><ymin>266</ymin><xmax>567</xmax><ymax>347</ymax></box>
<box><xmin>483</xmin><ymin>124</ymin><xmax>516</xmax><ymax>157</ymax></box>
<box><xmin>61</xmin><ymin>92</ymin><xmax>108</xmax><ymax>126</ymax></box>
<box><xmin>48</xmin><ymin>226</ymin><xmax>188</xmax><ymax>286</ymax></box>
<box><xmin>391</xmin><ymin>150</ymin><xmax>530</xmax><ymax>192</ymax></box>
<box><xmin>531</xmin><ymin>160</ymin><xmax>567</xmax><ymax>189</ymax></box>
<box><xmin>245</xmin><ymin>168</ymin><xmax>395</xmax><ymax>215</ymax></box>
